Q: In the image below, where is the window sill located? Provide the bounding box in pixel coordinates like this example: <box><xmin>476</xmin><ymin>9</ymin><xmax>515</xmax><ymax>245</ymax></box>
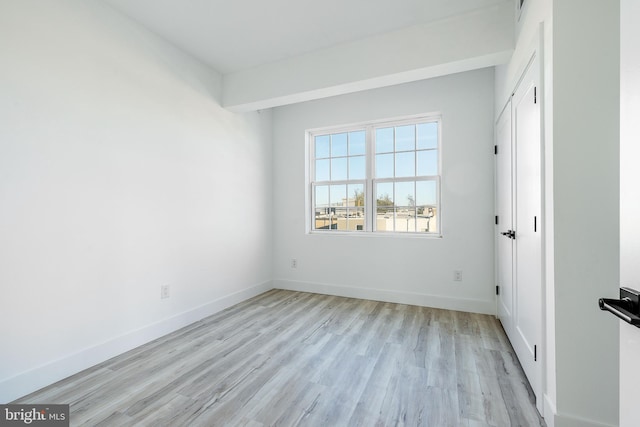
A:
<box><xmin>307</xmin><ymin>230</ymin><xmax>443</xmax><ymax>239</ymax></box>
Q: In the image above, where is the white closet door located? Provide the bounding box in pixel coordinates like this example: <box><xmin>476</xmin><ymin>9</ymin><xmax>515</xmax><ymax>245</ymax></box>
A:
<box><xmin>512</xmin><ymin>57</ymin><xmax>543</xmax><ymax>411</ymax></box>
<box><xmin>496</xmin><ymin>100</ymin><xmax>514</xmax><ymax>338</ymax></box>
<box><xmin>496</xmin><ymin>55</ymin><xmax>543</xmax><ymax>413</ymax></box>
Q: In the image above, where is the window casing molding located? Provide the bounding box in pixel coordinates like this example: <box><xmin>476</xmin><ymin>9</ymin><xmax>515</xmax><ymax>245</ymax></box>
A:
<box><xmin>306</xmin><ymin>113</ymin><xmax>442</xmax><ymax>237</ymax></box>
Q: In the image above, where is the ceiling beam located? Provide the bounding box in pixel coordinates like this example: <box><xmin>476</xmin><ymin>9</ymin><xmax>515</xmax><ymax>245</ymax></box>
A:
<box><xmin>222</xmin><ymin>3</ymin><xmax>514</xmax><ymax>112</ymax></box>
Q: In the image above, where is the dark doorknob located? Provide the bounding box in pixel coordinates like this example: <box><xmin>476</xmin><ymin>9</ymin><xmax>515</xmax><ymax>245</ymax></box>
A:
<box><xmin>500</xmin><ymin>230</ymin><xmax>516</xmax><ymax>239</ymax></box>
<box><xmin>599</xmin><ymin>287</ymin><xmax>640</xmax><ymax>327</ymax></box>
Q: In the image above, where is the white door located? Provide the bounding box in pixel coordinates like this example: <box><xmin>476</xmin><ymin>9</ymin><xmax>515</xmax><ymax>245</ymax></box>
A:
<box><xmin>512</xmin><ymin>58</ymin><xmax>543</xmax><ymax>409</ymax></box>
<box><xmin>496</xmin><ymin>101</ymin><xmax>514</xmax><ymax>338</ymax></box>
<box><xmin>495</xmin><ymin>56</ymin><xmax>543</xmax><ymax>411</ymax></box>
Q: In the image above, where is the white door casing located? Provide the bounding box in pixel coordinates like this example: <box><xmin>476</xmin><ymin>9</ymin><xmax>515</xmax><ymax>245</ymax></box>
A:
<box><xmin>620</xmin><ymin>0</ymin><xmax>640</xmax><ymax>424</ymax></box>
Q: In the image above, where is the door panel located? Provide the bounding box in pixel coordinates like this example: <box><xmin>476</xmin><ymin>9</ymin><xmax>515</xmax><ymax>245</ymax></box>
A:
<box><xmin>496</xmin><ymin>101</ymin><xmax>514</xmax><ymax>337</ymax></box>
<box><xmin>512</xmin><ymin>59</ymin><xmax>542</xmax><ymax>408</ymax></box>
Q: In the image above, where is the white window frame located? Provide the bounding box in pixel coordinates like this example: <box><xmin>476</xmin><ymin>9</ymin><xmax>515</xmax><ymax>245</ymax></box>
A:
<box><xmin>306</xmin><ymin>113</ymin><xmax>442</xmax><ymax>237</ymax></box>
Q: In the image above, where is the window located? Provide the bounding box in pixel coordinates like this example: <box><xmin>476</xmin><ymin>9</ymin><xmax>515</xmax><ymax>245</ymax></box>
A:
<box><xmin>308</xmin><ymin>115</ymin><xmax>440</xmax><ymax>235</ymax></box>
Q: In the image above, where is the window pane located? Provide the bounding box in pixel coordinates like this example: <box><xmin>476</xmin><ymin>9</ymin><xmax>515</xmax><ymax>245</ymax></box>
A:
<box><xmin>349</xmin><ymin>207</ymin><xmax>365</xmax><ymax>231</ymax></box>
<box><xmin>416</xmin><ymin>180</ymin><xmax>437</xmax><ymax>206</ymax></box>
<box><xmin>376</xmin><ymin>153</ymin><xmax>393</xmax><ymax>178</ymax></box>
<box><xmin>416</xmin><ymin>181</ymin><xmax>437</xmax><ymax>233</ymax></box>
<box><xmin>395</xmin><ymin>181</ymin><xmax>416</xmax><ymax>233</ymax></box>
<box><xmin>330</xmin><ymin>184</ymin><xmax>346</xmax><ymax>207</ymax></box>
<box><xmin>331</xmin><ymin>157</ymin><xmax>347</xmax><ymax>181</ymax></box>
<box><xmin>376</xmin><ymin>127</ymin><xmax>394</xmax><ymax>153</ymax></box>
<box><xmin>417</xmin><ymin>150</ymin><xmax>438</xmax><ymax>176</ymax></box>
<box><xmin>417</xmin><ymin>205</ymin><xmax>437</xmax><ymax>232</ymax></box>
<box><xmin>417</xmin><ymin>123</ymin><xmax>438</xmax><ymax>150</ymax></box>
<box><xmin>315</xmin><ymin>216</ymin><xmax>333</xmax><ymax>230</ymax></box>
<box><xmin>395</xmin><ymin>152</ymin><xmax>415</xmax><ymax>177</ymax></box>
<box><xmin>331</xmin><ymin>133</ymin><xmax>348</xmax><ymax>157</ymax></box>
<box><xmin>329</xmin><ymin>184</ymin><xmax>347</xmax><ymax>230</ymax></box>
<box><xmin>315</xmin><ymin>135</ymin><xmax>330</xmax><ymax>158</ymax></box>
<box><xmin>314</xmin><ymin>185</ymin><xmax>330</xmax><ymax>230</ymax></box>
<box><xmin>316</xmin><ymin>159</ymin><xmax>330</xmax><ymax>181</ymax></box>
<box><xmin>349</xmin><ymin>155</ymin><xmax>365</xmax><ymax>179</ymax></box>
<box><xmin>375</xmin><ymin>206</ymin><xmax>394</xmax><ymax>231</ymax></box>
<box><xmin>396</xmin><ymin>215</ymin><xmax>417</xmax><ymax>233</ymax></box>
<box><xmin>334</xmin><ymin>215</ymin><xmax>348</xmax><ymax>230</ymax></box>
<box><xmin>376</xmin><ymin>182</ymin><xmax>394</xmax><ymax>210</ymax></box>
<box><xmin>395</xmin><ymin>125</ymin><xmax>415</xmax><ymax>151</ymax></box>
<box><xmin>315</xmin><ymin>185</ymin><xmax>329</xmax><ymax>208</ymax></box>
<box><xmin>348</xmin><ymin>184</ymin><xmax>365</xmax><ymax>231</ymax></box>
<box><xmin>348</xmin><ymin>183</ymin><xmax>365</xmax><ymax>207</ymax></box>
<box><xmin>349</xmin><ymin>131</ymin><xmax>365</xmax><ymax>155</ymax></box>
<box><xmin>396</xmin><ymin>181</ymin><xmax>415</xmax><ymax>208</ymax></box>
<box><xmin>376</xmin><ymin>182</ymin><xmax>394</xmax><ymax>231</ymax></box>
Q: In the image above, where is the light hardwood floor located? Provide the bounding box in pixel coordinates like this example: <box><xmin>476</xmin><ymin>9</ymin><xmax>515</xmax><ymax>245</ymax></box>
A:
<box><xmin>16</xmin><ymin>290</ymin><xmax>546</xmax><ymax>426</ymax></box>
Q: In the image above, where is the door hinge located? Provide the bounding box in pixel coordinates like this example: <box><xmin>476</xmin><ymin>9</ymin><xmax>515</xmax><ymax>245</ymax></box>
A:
<box><xmin>496</xmin><ymin>285</ymin><xmax>500</xmax><ymax>295</ymax></box>
<box><xmin>495</xmin><ymin>215</ymin><xmax>499</xmax><ymax>225</ymax></box>
<box><xmin>534</xmin><ymin>87</ymin><xmax>537</xmax><ymax>104</ymax></box>
<box><xmin>494</xmin><ymin>145</ymin><xmax>498</xmax><ymax>155</ymax></box>
<box><xmin>534</xmin><ymin>344</ymin><xmax>537</xmax><ymax>361</ymax></box>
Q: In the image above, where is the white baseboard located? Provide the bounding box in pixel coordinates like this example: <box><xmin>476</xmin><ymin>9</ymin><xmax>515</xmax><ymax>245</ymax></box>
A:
<box><xmin>274</xmin><ymin>279</ymin><xmax>496</xmax><ymax>315</ymax></box>
<box><xmin>545</xmin><ymin>400</ymin><xmax>616</xmax><ymax>427</ymax></box>
<box><xmin>544</xmin><ymin>393</ymin><xmax>557</xmax><ymax>427</ymax></box>
<box><xmin>552</xmin><ymin>414</ymin><xmax>617</xmax><ymax>427</ymax></box>
<box><xmin>544</xmin><ymin>391</ymin><xmax>616</xmax><ymax>427</ymax></box>
<box><xmin>0</xmin><ymin>281</ymin><xmax>273</xmax><ymax>404</ymax></box>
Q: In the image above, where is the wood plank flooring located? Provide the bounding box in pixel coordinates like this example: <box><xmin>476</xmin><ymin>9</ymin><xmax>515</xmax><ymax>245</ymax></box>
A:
<box><xmin>15</xmin><ymin>290</ymin><xmax>546</xmax><ymax>426</ymax></box>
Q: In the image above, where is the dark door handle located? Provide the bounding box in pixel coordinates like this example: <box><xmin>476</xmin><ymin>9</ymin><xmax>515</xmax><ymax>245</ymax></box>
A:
<box><xmin>599</xmin><ymin>287</ymin><xmax>640</xmax><ymax>328</ymax></box>
<box><xmin>599</xmin><ymin>298</ymin><xmax>640</xmax><ymax>326</ymax></box>
<box><xmin>500</xmin><ymin>230</ymin><xmax>516</xmax><ymax>239</ymax></box>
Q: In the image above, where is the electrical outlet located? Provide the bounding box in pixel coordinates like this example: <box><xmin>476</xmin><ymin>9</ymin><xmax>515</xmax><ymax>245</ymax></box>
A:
<box><xmin>454</xmin><ymin>270</ymin><xmax>463</xmax><ymax>282</ymax></box>
<box><xmin>291</xmin><ymin>258</ymin><xmax>297</xmax><ymax>268</ymax></box>
<box><xmin>161</xmin><ymin>285</ymin><xmax>170</xmax><ymax>299</ymax></box>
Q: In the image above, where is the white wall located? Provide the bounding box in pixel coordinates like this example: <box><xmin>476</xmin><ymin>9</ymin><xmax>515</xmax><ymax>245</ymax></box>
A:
<box><xmin>620</xmin><ymin>0</ymin><xmax>640</xmax><ymax>425</ymax></box>
<box><xmin>552</xmin><ymin>1</ymin><xmax>620</xmax><ymax>426</ymax></box>
<box><xmin>272</xmin><ymin>69</ymin><xmax>496</xmax><ymax>314</ymax></box>
<box><xmin>0</xmin><ymin>0</ymin><xmax>272</xmax><ymax>403</ymax></box>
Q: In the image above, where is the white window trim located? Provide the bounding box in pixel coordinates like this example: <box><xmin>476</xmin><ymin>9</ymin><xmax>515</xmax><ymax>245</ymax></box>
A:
<box><xmin>305</xmin><ymin>113</ymin><xmax>443</xmax><ymax>238</ymax></box>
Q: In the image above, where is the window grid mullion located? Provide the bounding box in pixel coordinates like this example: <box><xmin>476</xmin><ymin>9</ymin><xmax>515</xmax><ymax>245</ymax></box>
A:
<box><xmin>330</xmin><ymin>134</ymin><xmax>336</xmax><ymax>182</ymax></box>
<box><xmin>392</xmin><ymin>126</ymin><xmax>396</xmax><ymax>232</ymax></box>
<box><xmin>414</xmin><ymin>181</ymin><xmax>418</xmax><ymax>232</ymax></box>
<box><xmin>414</xmin><ymin>125</ymin><xmax>418</xmax><ymax>186</ymax></box>
<box><xmin>367</xmin><ymin>125</ymin><xmax>375</xmax><ymax>232</ymax></box>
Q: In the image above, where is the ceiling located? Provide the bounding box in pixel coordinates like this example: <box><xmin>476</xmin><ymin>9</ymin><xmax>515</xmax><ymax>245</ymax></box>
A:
<box><xmin>103</xmin><ymin>0</ymin><xmax>513</xmax><ymax>74</ymax></box>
